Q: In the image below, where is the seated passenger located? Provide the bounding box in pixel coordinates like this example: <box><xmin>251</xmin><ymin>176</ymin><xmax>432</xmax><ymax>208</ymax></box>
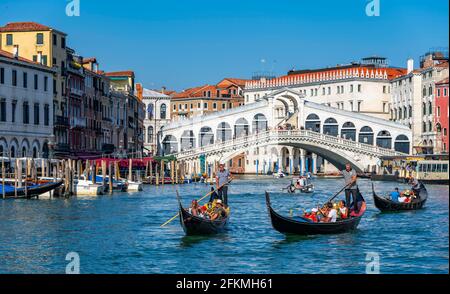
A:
<box><xmin>320</xmin><ymin>202</ymin><xmax>337</xmax><ymax>223</ymax></box>
<box><xmin>338</xmin><ymin>200</ymin><xmax>348</xmax><ymax>219</ymax></box>
<box><xmin>210</xmin><ymin>199</ymin><xmax>227</xmax><ymax>221</ymax></box>
<box><xmin>398</xmin><ymin>190</ymin><xmax>410</xmax><ymax>203</ymax></box>
<box><xmin>189</xmin><ymin>200</ymin><xmax>200</xmax><ymax>216</ymax></box>
<box><xmin>390</xmin><ymin>188</ymin><xmax>400</xmax><ymax>202</ymax></box>
<box><xmin>303</xmin><ymin>209</ymin><xmax>318</xmax><ymax>222</ymax></box>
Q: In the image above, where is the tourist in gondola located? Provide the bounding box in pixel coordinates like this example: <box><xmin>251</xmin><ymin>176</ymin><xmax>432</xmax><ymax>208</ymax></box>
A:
<box><xmin>341</xmin><ymin>163</ymin><xmax>359</xmax><ymax>213</ymax></box>
<box><xmin>390</xmin><ymin>187</ymin><xmax>400</xmax><ymax>202</ymax></box>
<box><xmin>210</xmin><ymin>199</ymin><xmax>227</xmax><ymax>221</ymax></box>
<box><xmin>338</xmin><ymin>200</ymin><xmax>348</xmax><ymax>219</ymax></box>
<box><xmin>216</xmin><ymin>163</ymin><xmax>233</xmax><ymax>205</ymax></box>
<box><xmin>189</xmin><ymin>200</ymin><xmax>201</xmax><ymax>217</ymax></box>
<box><xmin>319</xmin><ymin>202</ymin><xmax>337</xmax><ymax>223</ymax></box>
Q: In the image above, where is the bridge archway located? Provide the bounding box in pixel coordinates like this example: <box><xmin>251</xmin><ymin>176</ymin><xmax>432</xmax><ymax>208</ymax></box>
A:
<box><xmin>252</xmin><ymin>113</ymin><xmax>268</xmax><ymax>134</ymax></box>
<box><xmin>341</xmin><ymin>122</ymin><xmax>356</xmax><ymax>141</ymax></box>
<box><xmin>234</xmin><ymin>118</ymin><xmax>249</xmax><ymax>138</ymax></box>
<box><xmin>199</xmin><ymin>127</ymin><xmax>214</xmax><ymax>147</ymax></box>
<box><xmin>180</xmin><ymin>130</ymin><xmax>195</xmax><ymax>151</ymax></box>
<box><xmin>162</xmin><ymin>135</ymin><xmax>178</xmax><ymax>154</ymax></box>
<box><xmin>217</xmin><ymin>122</ymin><xmax>232</xmax><ymax>143</ymax></box>
<box><xmin>359</xmin><ymin>126</ymin><xmax>374</xmax><ymax>145</ymax></box>
<box><xmin>323</xmin><ymin>118</ymin><xmax>338</xmax><ymax>137</ymax></box>
<box><xmin>394</xmin><ymin>135</ymin><xmax>410</xmax><ymax>153</ymax></box>
<box><xmin>376</xmin><ymin>130</ymin><xmax>392</xmax><ymax>149</ymax></box>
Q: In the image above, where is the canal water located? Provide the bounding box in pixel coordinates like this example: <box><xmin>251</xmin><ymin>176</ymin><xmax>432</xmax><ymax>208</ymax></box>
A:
<box><xmin>0</xmin><ymin>177</ymin><xmax>448</xmax><ymax>274</ymax></box>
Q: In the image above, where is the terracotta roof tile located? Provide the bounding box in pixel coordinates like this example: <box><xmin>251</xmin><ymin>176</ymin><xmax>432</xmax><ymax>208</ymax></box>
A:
<box><xmin>105</xmin><ymin>71</ymin><xmax>135</xmax><ymax>77</ymax></box>
<box><xmin>0</xmin><ymin>49</ymin><xmax>39</xmax><ymax>64</ymax></box>
<box><xmin>0</xmin><ymin>22</ymin><xmax>51</xmax><ymax>32</ymax></box>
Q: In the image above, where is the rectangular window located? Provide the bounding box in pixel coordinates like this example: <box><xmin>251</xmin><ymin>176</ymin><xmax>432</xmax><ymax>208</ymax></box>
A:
<box><xmin>0</xmin><ymin>67</ymin><xmax>4</xmax><ymax>84</ymax></box>
<box><xmin>12</xmin><ymin>101</ymin><xmax>16</xmax><ymax>123</ymax></box>
<box><xmin>358</xmin><ymin>84</ymin><xmax>362</xmax><ymax>92</ymax></box>
<box><xmin>12</xmin><ymin>70</ymin><xmax>17</xmax><ymax>86</ymax></box>
<box><xmin>53</xmin><ymin>34</ymin><xmax>57</xmax><ymax>46</ymax></box>
<box><xmin>41</xmin><ymin>55</ymin><xmax>48</xmax><ymax>66</ymax></box>
<box><xmin>34</xmin><ymin>74</ymin><xmax>38</xmax><ymax>90</ymax></box>
<box><xmin>6</xmin><ymin>34</ymin><xmax>13</xmax><ymax>46</ymax></box>
<box><xmin>61</xmin><ymin>37</ymin><xmax>66</xmax><ymax>48</ymax></box>
<box><xmin>36</xmin><ymin>33</ymin><xmax>44</xmax><ymax>45</ymax></box>
<box><xmin>44</xmin><ymin>76</ymin><xmax>48</xmax><ymax>91</ymax></box>
<box><xmin>34</xmin><ymin>103</ymin><xmax>40</xmax><ymax>125</ymax></box>
<box><xmin>23</xmin><ymin>102</ymin><xmax>29</xmax><ymax>124</ymax></box>
<box><xmin>204</xmin><ymin>102</ymin><xmax>207</xmax><ymax>109</ymax></box>
<box><xmin>0</xmin><ymin>100</ymin><xmax>6</xmax><ymax>122</ymax></box>
<box><xmin>213</xmin><ymin>103</ymin><xmax>217</xmax><ymax>109</ymax></box>
<box><xmin>23</xmin><ymin>72</ymin><xmax>27</xmax><ymax>88</ymax></box>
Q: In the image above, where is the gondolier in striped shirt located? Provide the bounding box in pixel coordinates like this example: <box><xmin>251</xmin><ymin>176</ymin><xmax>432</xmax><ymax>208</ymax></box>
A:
<box><xmin>216</xmin><ymin>163</ymin><xmax>232</xmax><ymax>205</ymax></box>
<box><xmin>341</xmin><ymin>163</ymin><xmax>359</xmax><ymax>213</ymax></box>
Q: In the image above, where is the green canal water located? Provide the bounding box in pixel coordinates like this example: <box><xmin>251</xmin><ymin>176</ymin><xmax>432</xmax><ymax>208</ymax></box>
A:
<box><xmin>0</xmin><ymin>176</ymin><xmax>448</xmax><ymax>274</ymax></box>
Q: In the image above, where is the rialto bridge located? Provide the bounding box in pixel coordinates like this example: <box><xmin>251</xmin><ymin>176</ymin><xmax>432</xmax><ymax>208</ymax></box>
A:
<box><xmin>160</xmin><ymin>88</ymin><xmax>412</xmax><ymax>174</ymax></box>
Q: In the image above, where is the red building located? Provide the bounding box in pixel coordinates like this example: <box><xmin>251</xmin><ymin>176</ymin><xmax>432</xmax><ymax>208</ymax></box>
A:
<box><xmin>435</xmin><ymin>78</ymin><xmax>449</xmax><ymax>153</ymax></box>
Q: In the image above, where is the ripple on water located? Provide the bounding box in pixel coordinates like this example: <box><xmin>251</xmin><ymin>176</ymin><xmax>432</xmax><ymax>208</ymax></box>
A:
<box><xmin>0</xmin><ymin>177</ymin><xmax>448</xmax><ymax>274</ymax></box>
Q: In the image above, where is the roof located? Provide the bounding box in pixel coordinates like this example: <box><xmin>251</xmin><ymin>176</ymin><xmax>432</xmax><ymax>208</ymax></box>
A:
<box><xmin>105</xmin><ymin>71</ymin><xmax>135</xmax><ymax>77</ymax></box>
<box><xmin>82</xmin><ymin>57</ymin><xmax>97</xmax><ymax>64</ymax></box>
<box><xmin>0</xmin><ymin>22</ymin><xmax>66</xmax><ymax>35</ymax></box>
<box><xmin>436</xmin><ymin>78</ymin><xmax>449</xmax><ymax>85</ymax></box>
<box><xmin>140</xmin><ymin>88</ymin><xmax>170</xmax><ymax>98</ymax></box>
<box><xmin>219</xmin><ymin>78</ymin><xmax>249</xmax><ymax>87</ymax></box>
<box><xmin>0</xmin><ymin>49</ymin><xmax>37</xmax><ymax>64</ymax></box>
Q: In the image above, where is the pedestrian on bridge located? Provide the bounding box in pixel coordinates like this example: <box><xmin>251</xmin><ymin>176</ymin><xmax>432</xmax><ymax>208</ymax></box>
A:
<box><xmin>216</xmin><ymin>163</ymin><xmax>233</xmax><ymax>205</ymax></box>
<box><xmin>341</xmin><ymin>163</ymin><xmax>359</xmax><ymax>213</ymax></box>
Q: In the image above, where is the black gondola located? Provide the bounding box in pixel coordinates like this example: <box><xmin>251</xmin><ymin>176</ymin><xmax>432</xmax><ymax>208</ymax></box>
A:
<box><xmin>265</xmin><ymin>191</ymin><xmax>365</xmax><ymax>235</ymax></box>
<box><xmin>372</xmin><ymin>183</ymin><xmax>428</xmax><ymax>212</ymax></box>
<box><xmin>177</xmin><ymin>191</ymin><xmax>229</xmax><ymax>235</ymax></box>
<box><xmin>0</xmin><ymin>181</ymin><xmax>63</xmax><ymax>199</ymax></box>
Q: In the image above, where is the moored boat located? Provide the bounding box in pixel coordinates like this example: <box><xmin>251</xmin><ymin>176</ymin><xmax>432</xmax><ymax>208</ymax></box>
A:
<box><xmin>372</xmin><ymin>183</ymin><xmax>428</xmax><ymax>212</ymax></box>
<box><xmin>177</xmin><ymin>191</ymin><xmax>229</xmax><ymax>235</ymax></box>
<box><xmin>0</xmin><ymin>181</ymin><xmax>63</xmax><ymax>199</ymax></box>
<box><xmin>284</xmin><ymin>177</ymin><xmax>315</xmax><ymax>194</ymax></box>
<box><xmin>265</xmin><ymin>191</ymin><xmax>365</xmax><ymax>235</ymax></box>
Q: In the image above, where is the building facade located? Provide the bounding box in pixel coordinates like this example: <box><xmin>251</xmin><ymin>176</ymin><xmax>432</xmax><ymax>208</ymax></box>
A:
<box><xmin>390</xmin><ymin>52</ymin><xmax>449</xmax><ymax>154</ymax></box>
<box><xmin>435</xmin><ymin>78</ymin><xmax>449</xmax><ymax>153</ymax></box>
<box><xmin>0</xmin><ymin>49</ymin><xmax>55</xmax><ymax>158</ymax></box>
<box><xmin>135</xmin><ymin>84</ymin><xmax>171</xmax><ymax>156</ymax></box>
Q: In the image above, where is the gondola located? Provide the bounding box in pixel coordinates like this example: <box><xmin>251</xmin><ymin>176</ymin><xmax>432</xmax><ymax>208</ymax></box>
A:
<box><xmin>265</xmin><ymin>191</ymin><xmax>365</xmax><ymax>235</ymax></box>
<box><xmin>0</xmin><ymin>181</ymin><xmax>63</xmax><ymax>199</ymax></box>
<box><xmin>177</xmin><ymin>191</ymin><xmax>229</xmax><ymax>235</ymax></box>
<box><xmin>284</xmin><ymin>177</ymin><xmax>315</xmax><ymax>194</ymax></box>
<box><xmin>372</xmin><ymin>183</ymin><xmax>428</xmax><ymax>212</ymax></box>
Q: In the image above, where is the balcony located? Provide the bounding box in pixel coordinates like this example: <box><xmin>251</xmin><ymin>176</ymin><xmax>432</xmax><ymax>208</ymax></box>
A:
<box><xmin>70</xmin><ymin>117</ymin><xmax>87</xmax><ymax>129</ymax></box>
<box><xmin>55</xmin><ymin>115</ymin><xmax>69</xmax><ymax>128</ymax></box>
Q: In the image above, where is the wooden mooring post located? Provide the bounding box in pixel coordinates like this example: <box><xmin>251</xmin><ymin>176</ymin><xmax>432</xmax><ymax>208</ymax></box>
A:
<box><xmin>2</xmin><ymin>157</ymin><xmax>5</xmax><ymax>199</ymax></box>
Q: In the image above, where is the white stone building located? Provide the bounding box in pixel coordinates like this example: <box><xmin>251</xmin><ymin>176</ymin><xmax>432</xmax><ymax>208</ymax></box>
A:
<box><xmin>136</xmin><ymin>85</ymin><xmax>171</xmax><ymax>155</ymax></box>
<box><xmin>390</xmin><ymin>53</ymin><xmax>449</xmax><ymax>154</ymax></box>
<box><xmin>0</xmin><ymin>48</ymin><xmax>55</xmax><ymax>158</ymax></box>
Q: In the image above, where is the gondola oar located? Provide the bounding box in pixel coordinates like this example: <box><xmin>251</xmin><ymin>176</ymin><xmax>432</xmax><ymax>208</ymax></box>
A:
<box><xmin>160</xmin><ymin>179</ymin><xmax>232</xmax><ymax>227</ymax></box>
<box><xmin>324</xmin><ymin>182</ymin><xmax>353</xmax><ymax>204</ymax></box>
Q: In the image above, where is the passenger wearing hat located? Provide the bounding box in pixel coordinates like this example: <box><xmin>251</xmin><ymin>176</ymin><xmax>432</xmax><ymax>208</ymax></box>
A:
<box><xmin>210</xmin><ymin>199</ymin><xmax>227</xmax><ymax>221</ymax></box>
<box><xmin>216</xmin><ymin>163</ymin><xmax>233</xmax><ymax>205</ymax></box>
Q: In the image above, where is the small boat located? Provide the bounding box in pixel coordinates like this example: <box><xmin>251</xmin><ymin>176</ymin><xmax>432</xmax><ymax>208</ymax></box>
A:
<box><xmin>126</xmin><ymin>180</ymin><xmax>143</xmax><ymax>192</ymax></box>
<box><xmin>86</xmin><ymin>175</ymin><xmax>127</xmax><ymax>191</ymax></box>
<box><xmin>0</xmin><ymin>181</ymin><xmax>63</xmax><ymax>199</ymax></box>
<box><xmin>372</xmin><ymin>183</ymin><xmax>428</xmax><ymax>212</ymax></box>
<box><xmin>274</xmin><ymin>170</ymin><xmax>286</xmax><ymax>178</ymax></box>
<box><xmin>177</xmin><ymin>191</ymin><xmax>229</xmax><ymax>235</ymax></box>
<box><xmin>284</xmin><ymin>177</ymin><xmax>315</xmax><ymax>194</ymax></box>
<box><xmin>265</xmin><ymin>191</ymin><xmax>365</xmax><ymax>235</ymax></box>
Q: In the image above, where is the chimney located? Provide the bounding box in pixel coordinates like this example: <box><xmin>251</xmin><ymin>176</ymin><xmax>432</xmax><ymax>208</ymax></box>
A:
<box><xmin>37</xmin><ymin>52</ymin><xmax>42</xmax><ymax>64</ymax></box>
<box><xmin>13</xmin><ymin>45</ymin><xmax>19</xmax><ymax>59</ymax></box>
<box><xmin>136</xmin><ymin>83</ymin><xmax>143</xmax><ymax>99</ymax></box>
<box><xmin>161</xmin><ymin>86</ymin><xmax>166</xmax><ymax>94</ymax></box>
<box><xmin>407</xmin><ymin>58</ymin><xmax>414</xmax><ymax>74</ymax></box>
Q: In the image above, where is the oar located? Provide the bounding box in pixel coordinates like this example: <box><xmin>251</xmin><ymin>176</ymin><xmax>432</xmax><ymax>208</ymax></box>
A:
<box><xmin>324</xmin><ymin>182</ymin><xmax>353</xmax><ymax>204</ymax></box>
<box><xmin>160</xmin><ymin>179</ymin><xmax>232</xmax><ymax>227</ymax></box>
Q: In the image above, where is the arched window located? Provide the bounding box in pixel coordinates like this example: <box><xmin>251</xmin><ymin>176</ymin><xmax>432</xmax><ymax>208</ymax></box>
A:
<box><xmin>147</xmin><ymin>103</ymin><xmax>154</xmax><ymax>120</ymax></box>
<box><xmin>323</xmin><ymin>118</ymin><xmax>338</xmax><ymax>137</ymax></box>
<box><xmin>199</xmin><ymin>127</ymin><xmax>214</xmax><ymax>147</ymax></box>
<box><xmin>436</xmin><ymin>123</ymin><xmax>442</xmax><ymax>133</ymax></box>
<box><xmin>33</xmin><ymin>147</ymin><xmax>38</xmax><ymax>158</ymax></box>
<box><xmin>10</xmin><ymin>146</ymin><xmax>15</xmax><ymax>158</ymax></box>
<box><xmin>147</xmin><ymin>126</ymin><xmax>154</xmax><ymax>143</ymax></box>
<box><xmin>305</xmin><ymin>114</ymin><xmax>321</xmax><ymax>132</ymax></box>
<box><xmin>216</xmin><ymin>122</ymin><xmax>232</xmax><ymax>143</ymax></box>
<box><xmin>160</xmin><ymin>103</ymin><xmax>167</xmax><ymax>119</ymax></box>
<box><xmin>42</xmin><ymin>142</ymin><xmax>49</xmax><ymax>159</ymax></box>
<box><xmin>341</xmin><ymin>122</ymin><xmax>356</xmax><ymax>141</ymax></box>
<box><xmin>22</xmin><ymin>146</ymin><xmax>27</xmax><ymax>157</ymax></box>
<box><xmin>359</xmin><ymin>126</ymin><xmax>374</xmax><ymax>145</ymax></box>
<box><xmin>376</xmin><ymin>130</ymin><xmax>392</xmax><ymax>149</ymax></box>
<box><xmin>252</xmin><ymin>113</ymin><xmax>268</xmax><ymax>133</ymax></box>
<box><xmin>0</xmin><ymin>145</ymin><xmax>3</xmax><ymax>157</ymax></box>
<box><xmin>395</xmin><ymin>135</ymin><xmax>410</xmax><ymax>153</ymax></box>
<box><xmin>234</xmin><ymin>118</ymin><xmax>249</xmax><ymax>138</ymax></box>
<box><xmin>181</xmin><ymin>130</ymin><xmax>195</xmax><ymax>151</ymax></box>
<box><xmin>162</xmin><ymin>135</ymin><xmax>178</xmax><ymax>154</ymax></box>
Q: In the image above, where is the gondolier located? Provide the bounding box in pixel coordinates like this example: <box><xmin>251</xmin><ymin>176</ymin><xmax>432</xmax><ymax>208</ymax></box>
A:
<box><xmin>216</xmin><ymin>163</ymin><xmax>232</xmax><ymax>205</ymax></box>
<box><xmin>341</xmin><ymin>163</ymin><xmax>359</xmax><ymax>213</ymax></box>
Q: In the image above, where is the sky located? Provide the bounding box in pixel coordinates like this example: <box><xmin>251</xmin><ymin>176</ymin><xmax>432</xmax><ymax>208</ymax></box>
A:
<box><xmin>0</xmin><ymin>0</ymin><xmax>448</xmax><ymax>91</ymax></box>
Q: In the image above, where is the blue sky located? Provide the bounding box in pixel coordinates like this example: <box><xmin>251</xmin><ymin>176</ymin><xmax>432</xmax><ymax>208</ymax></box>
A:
<box><xmin>1</xmin><ymin>0</ymin><xmax>448</xmax><ymax>91</ymax></box>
